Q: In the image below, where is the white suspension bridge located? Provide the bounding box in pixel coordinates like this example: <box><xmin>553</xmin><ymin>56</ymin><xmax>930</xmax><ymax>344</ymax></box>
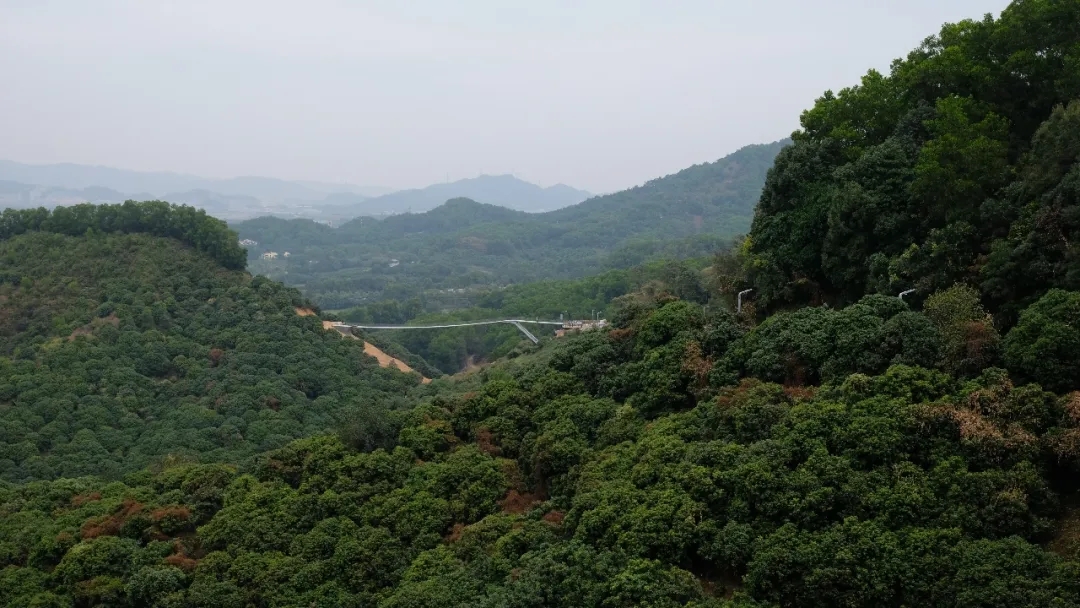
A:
<box><xmin>327</xmin><ymin>318</ymin><xmax>606</xmax><ymax>344</ymax></box>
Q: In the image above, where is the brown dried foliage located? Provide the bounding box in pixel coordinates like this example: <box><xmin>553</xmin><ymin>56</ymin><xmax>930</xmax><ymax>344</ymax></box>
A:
<box><xmin>948</xmin><ymin>407</ymin><xmax>1004</xmax><ymax>441</ymax></box>
<box><xmin>961</xmin><ymin>319</ymin><xmax>999</xmax><ymax>363</ymax></box>
<box><xmin>922</xmin><ymin>402</ymin><xmax>1036</xmax><ymax>451</ymax></box>
<box><xmin>475</xmin><ymin>427</ymin><xmax>501</xmax><ymax>456</ymax></box>
<box><xmin>208</xmin><ymin>348</ymin><xmax>225</xmax><ymax>366</ymax></box>
<box><xmin>164</xmin><ymin>553</ymin><xmax>198</xmax><ymax>572</ymax></box>
<box><xmin>67</xmin><ymin>314</ymin><xmax>120</xmax><ymax>342</ymax></box>
<box><xmin>151</xmin><ymin>506</ymin><xmax>192</xmax><ymax>525</ymax></box>
<box><xmin>499</xmin><ymin>490</ymin><xmax>540</xmax><ymax>515</ymax></box>
<box><xmin>783</xmin><ymin>385</ymin><xmax>817</xmax><ymax>401</ymax></box>
<box><xmin>1049</xmin><ymin>505</ymin><xmax>1080</xmax><ymax>558</ymax></box>
<box><xmin>541</xmin><ymin>510</ymin><xmax>565</xmax><ymax>526</ymax></box>
<box><xmin>446</xmin><ymin>523</ymin><xmax>466</xmax><ymax>543</ymax></box>
<box><xmin>163</xmin><ymin>540</ymin><xmax>201</xmax><ymax>571</ymax></box>
<box><xmin>681</xmin><ymin>341</ymin><xmax>712</xmax><ymax>391</ymax></box>
<box><xmin>714</xmin><ymin>378</ymin><xmax>767</xmax><ymax>410</ymax></box>
<box><xmin>80</xmin><ymin>499</ymin><xmax>144</xmax><ymax>539</ymax></box>
<box><xmin>966</xmin><ymin>377</ymin><xmax>1012</xmax><ymax>417</ymax></box>
<box><xmin>1063</xmin><ymin>392</ymin><xmax>1080</xmax><ymax>424</ymax></box>
<box><xmin>71</xmin><ymin>492</ymin><xmax>103</xmax><ymax>507</ymax></box>
<box><xmin>1049</xmin><ymin>428</ymin><xmax>1080</xmax><ymax>462</ymax></box>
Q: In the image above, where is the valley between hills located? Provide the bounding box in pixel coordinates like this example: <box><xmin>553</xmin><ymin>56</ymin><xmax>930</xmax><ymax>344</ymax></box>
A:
<box><xmin>3</xmin><ymin>3</ymin><xmax>1080</xmax><ymax>606</ymax></box>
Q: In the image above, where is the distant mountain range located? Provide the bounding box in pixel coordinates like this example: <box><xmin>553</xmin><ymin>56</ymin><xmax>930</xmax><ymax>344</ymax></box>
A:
<box><xmin>0</xmin><ymin>160</ymin><xmax>390</xmax><ymax>201</ymax></box>
<box><xmin>0</xmin><ymin>160</ymin><xmax>590</xmax><ymax>220</ymax></box>
<box><xmin>350</xmin><ymin>174</ymin><xmax>591</xmax><ymax>214</ymax></box>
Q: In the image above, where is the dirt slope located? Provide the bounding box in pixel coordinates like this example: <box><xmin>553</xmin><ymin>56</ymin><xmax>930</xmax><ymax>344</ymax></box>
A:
<box><xmin>302</xmin><ymin>311</ymin><xmax>431</xmax><ymax>383</ymax></box>
<box><xmin>361</xmin><ymin>341</ymin><xmax>432</xmax><ymax>384</ymax></box>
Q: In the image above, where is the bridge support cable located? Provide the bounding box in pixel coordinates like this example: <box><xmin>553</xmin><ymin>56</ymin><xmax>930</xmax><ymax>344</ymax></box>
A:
<box><xmin>509</xmin><ymin>321</ymin><xmax>539</xmax><ymax>344</ymax></box>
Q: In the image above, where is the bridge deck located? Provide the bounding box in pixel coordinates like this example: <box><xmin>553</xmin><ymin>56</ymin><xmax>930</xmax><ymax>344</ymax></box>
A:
<box><xmin>330</xmin><ymin>319</ymin><xmax>588</xmax><ymax>345</ymax></box>
<box><xmin>339</xmin><ymin>319</ymin><xmax>564</xmax><ymax>330</ymax></box>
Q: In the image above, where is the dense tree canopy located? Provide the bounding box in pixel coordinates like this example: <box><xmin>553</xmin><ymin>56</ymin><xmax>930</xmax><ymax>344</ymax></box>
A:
<box><xmin>6</xmin><ymin>289</ymin><xmax>1080</xmax><ymax>606</ymax></box>
<box><xmin>746</xmin><ymin>1</ymin><xmax>1080</xmax><ymax>318</ymax></box>
<box><xmin>0</xmin><ymin>201</ymin><xmax>247</xmax><ymax>270</ymax></box>
<box><xmin>0</xmin><ymin>231</ymin><xmax>421</xmax><ymax>483</ymax></box>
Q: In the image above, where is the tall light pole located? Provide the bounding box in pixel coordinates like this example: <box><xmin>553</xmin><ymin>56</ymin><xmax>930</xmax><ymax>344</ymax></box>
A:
<box><xmin>899</xmin><ymin>289</ymin><xmax>915</xmax><ymax>301</ymax></box>
<box><xmin>737</xmin><ymin>289</ymin><xmax>753</xmax><ymax>314</ymax></box>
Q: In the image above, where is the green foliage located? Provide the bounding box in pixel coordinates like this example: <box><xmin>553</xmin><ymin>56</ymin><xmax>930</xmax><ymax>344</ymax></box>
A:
<box><xmin>718</xmin><ymin>295</ymin><xmax>941</xmax><ymax>385</ymax></box>
<box><xmin>6</xmin><ymin>298</ymin><xmax>1079</xmax><ymax>606</ymax></box>
<box><xmin>982</xmin><ymin>99</ymin><xmax>1080</xmax><ymax>319</ymax></box>
<box><xmin>1</xmin><ymin>200</ymin><xmax>247</xmax><ymax>270</ymax></box>
<box><xmin>923</xmin><ymin>283</ymin><xmax>1002</xmax><ymax>376</ymax></box>
<box><xmin>747</xmin><ymin>2</ymin><xmax>1080</xmax><ymax>313</ymax></box>
<box><xmin>745</xmin><ymin>522</ymin><xmax>1080</xmax><ymax>608</ymax></box>
<box><xmin>1004</xmin><ymin>289</ymin><xmax>1080</xmax><ymax>392</ymax></box>
<box><xmin>0</xmin><ymin>230</ymin><xmax>421</xmax><ymax>482</ymax></box>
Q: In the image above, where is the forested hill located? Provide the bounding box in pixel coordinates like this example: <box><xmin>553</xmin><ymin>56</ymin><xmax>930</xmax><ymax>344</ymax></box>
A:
<box><xmin>546</xmin><ymin>140</ymin><xmax>784</xmax><ymax>229</ymax></box>
<box><xmin>10</xmin><ymin>279</ymin><xmax>1080</xmax><ymax>606</ymax></box>
<box><xmin>744</xmin><ymin>0</ymin><xmax>1080</xmax><ymax>323</ymax></box>
<box><xmin>0</xmin><ymin>201</ymin><xmax>246</xmax><ymax>270</ymax></box>
<box><xmin>234</xmin><ymin>140</ymin><xmax>788</xmax><ymax>308</ymax></box>
<box><xmin>0</xmin><ymin>202</ymin><xmax>428</xmax><ymax>481</ymax></box>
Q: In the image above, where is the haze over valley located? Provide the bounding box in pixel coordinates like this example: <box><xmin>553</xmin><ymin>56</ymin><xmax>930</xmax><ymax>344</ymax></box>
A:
<box><xmin>234</xmin><ymin>140</ymin><xmax>787</xmax><ymax>310</ymax></box>
<box><xmin>0</xmin><ymin>159</ymin><xmax>591</xmax><ymax>222</ymax></box>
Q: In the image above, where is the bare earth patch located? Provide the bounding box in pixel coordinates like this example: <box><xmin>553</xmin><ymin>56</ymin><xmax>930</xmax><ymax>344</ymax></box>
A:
<box><xmin>362</xmin><ymin>341</ymin><xmax>432</xmax><ymax>384</ymax></box>
<box><xmin>304</xmin><ymin>308</ymin><xmax>431</xmax><ymax>383</ymax></box>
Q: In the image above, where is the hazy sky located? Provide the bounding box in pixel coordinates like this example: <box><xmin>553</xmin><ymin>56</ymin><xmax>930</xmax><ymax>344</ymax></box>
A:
<box><xmin>0</xmin><ymin>0</ymin><xmax>1011</xmax><ymax>193</ymax></box>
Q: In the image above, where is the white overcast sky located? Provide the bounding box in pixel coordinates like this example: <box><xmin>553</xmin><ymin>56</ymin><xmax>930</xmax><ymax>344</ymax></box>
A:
<box><xmin>0</xmin><ymin>0</ymin><xmax>1011</xmax><ymax>193</ymax></box>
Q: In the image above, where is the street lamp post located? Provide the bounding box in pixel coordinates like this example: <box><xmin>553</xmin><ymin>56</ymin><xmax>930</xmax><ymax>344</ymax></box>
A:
<box><xmin>899</xmin><ymin>289</ymin><xmax>915</xmax><ymax>301</ymax></box>
<box><xmin>737</xmin><ymin>289</ymin><xmax>753</xmax><ymax>314</ymax></box>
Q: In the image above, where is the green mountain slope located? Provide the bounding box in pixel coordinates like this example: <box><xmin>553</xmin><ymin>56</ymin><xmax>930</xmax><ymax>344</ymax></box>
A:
<box><xmin>744</xmin><ymin>0</ymin><xmax>1080</xmax><ymax>321</ymax></box>
<box><xmin>234</xmin><ymin>140</ymin><xmax>787</xmax><ymax>309</ymax></box>
<box><xmin>7</xmin><ymin>283</ymin><xmax>1080</xmax><ymax>606</ymax></box>
<box><xmin>0</xmin><ymin>204</ymin><xmax>426</xmax><ymax>482</ymax></box>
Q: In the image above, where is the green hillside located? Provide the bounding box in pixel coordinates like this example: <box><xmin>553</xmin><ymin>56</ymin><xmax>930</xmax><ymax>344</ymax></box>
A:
<box><xmin>0</xmin><ymin>203</ymin><xmax>424</xmax><ymax>482</ymax></box>
<box><xmin>745</xmin><ymin>0</ymin><xmax>1080</xmax><ymax>323</ymax></box>
<box><xmin>234</xmin><ymin>140</ymin><xmax>787</xmax><ymax>309</ymax></box>
<box><xmin>9</xmin><ymin>281</ymin><xmax>1080</xmax><ymax>606</ymax></box>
